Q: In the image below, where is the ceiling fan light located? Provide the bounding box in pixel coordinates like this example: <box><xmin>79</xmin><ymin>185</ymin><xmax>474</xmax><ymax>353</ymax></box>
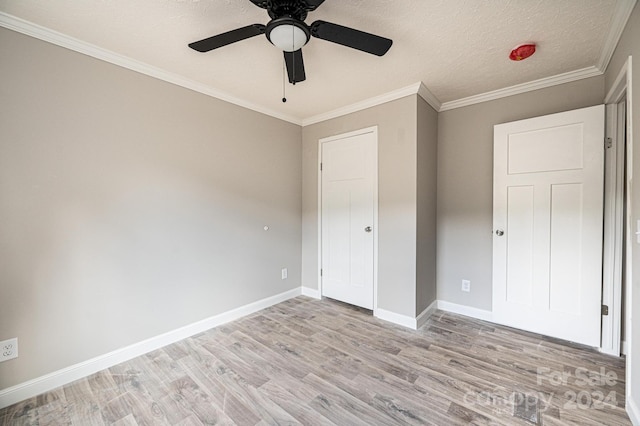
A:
<box><xmin>268</xmin><ymin>23</ymin><xmax>309</xmax><ymax>51</ymax></box>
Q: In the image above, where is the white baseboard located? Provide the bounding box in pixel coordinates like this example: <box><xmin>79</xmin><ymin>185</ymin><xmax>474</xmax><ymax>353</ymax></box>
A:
<box><xmin>0</xmin><ymin>287</ymin><xmax>301</xmax><ymax>409</ymax></box>
<box><xmin>416</xmin><ymin>300</ymin><xmax>438</xmax><ymax>329</ymax></box>
<box><xmin>436</xmin><ymin>300</ymin><xmax>493</xmax><ymax>322</ymax></box>
<box><xmin>375</xmin><ymin>301</ymin><xmax>438</xmax><ymax>330</ymax></box>
<box><xmin>600</xmin><ymin>343</ymin><xmax>628</xmax><ymax>357</ymax></box>
<box><xmin>375</xmin><ymin>308</ymin><xmax>418</xmax><ymax>330</ymax></box>
<box><xmin>628</xmin><ymin>394</ymin><xmax>640</xmax><ymax>426</ymax></box>
<box><xmin>301</xmin><ymin>286</ymin><xmax>321</xmax><ymax>299</ymax></box>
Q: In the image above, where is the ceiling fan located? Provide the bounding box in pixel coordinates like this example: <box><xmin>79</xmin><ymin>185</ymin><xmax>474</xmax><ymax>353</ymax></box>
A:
<box><xmin>188</xmin><ymin>0</ymin><xmax>393</xmax><ymax>85</ymax></box>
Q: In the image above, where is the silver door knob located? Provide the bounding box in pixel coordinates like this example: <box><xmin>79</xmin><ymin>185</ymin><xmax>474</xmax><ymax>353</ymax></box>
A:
<box><xmin>365</xmin><ymin>226</ymin><xmax>372</xmax><ymax>233</ymax></box>
<box><xmin>496</xmin><ymin>229</ymin><xmax>504</xmax><ymax>236</ymax></box>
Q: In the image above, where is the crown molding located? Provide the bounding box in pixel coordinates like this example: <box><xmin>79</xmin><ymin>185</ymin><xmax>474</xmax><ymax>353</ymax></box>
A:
<box><xmin>301</xmin><ymin>81</ymin><xmax>442</xmax><ymax>126</ymax></box>
<box><xmin>1</xmin><ymin>11</ymin><xmax>434</xmax><ymax>126</ymax></box>
<box><xmin>597</xmin><ymin>0</ymin><xmax>637</xmax><ymax>72</ymax></box>
<box><xmin>417</xmin><ymin>82</ymin><xmax>442</xmax><ymax>112</ymax></box>
<box><xmin>439</xmin><ymin>66</ymin><xmax>603</xmax><ymax>112</ymax></box>
<box><xmin>0</xmin><ymin>12</ymin><xmax>302</xmax><ymax>126</ymax></box>
<box><xmin>302</xmin><ymin>82</ymin><xmax>422</xmax><ymax>126</ymax></box>
<box><xmin>2</xmin><ymin>3</ymin><xmax>634</xmax><ymax>123</ymax></box>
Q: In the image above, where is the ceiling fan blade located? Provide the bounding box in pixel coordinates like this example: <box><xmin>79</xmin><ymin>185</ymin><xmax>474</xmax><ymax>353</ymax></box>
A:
<box><xmin>284</xmin><ymin>49</ymin><xmax>306</xmax><ymax>83</ymax></box>
<box><xmin>310</xmin><ymin>20</ymin><xmax>392</xmax><ymax>56</ymax></box>
<box><xmin>189</xmin><ymin>24</ymin><xmax>265</xmax><ymax>52</ymax></box>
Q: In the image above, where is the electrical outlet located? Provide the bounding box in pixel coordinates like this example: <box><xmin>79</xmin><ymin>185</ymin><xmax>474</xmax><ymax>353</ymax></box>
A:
<box><xmin>461</xmin><ymin>280</ymin><xmax>471</xmax><ymax>292</ymax></box>
<box><xmin>281</xmin><ymin>268</ymin><xmax>288</xmax><ymax>280</ymax></box>
<box><xmin>0</xmin><ymin>338</ymin><xmax>18</xmax><ymax>362</ymax></box>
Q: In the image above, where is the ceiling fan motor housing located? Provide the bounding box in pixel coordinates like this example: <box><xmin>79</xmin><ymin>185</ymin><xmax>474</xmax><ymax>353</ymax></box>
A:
<box><xmin>250</xmin><ymin>0</ymin><xmax>325</xmax><ymax>20</ymax></box>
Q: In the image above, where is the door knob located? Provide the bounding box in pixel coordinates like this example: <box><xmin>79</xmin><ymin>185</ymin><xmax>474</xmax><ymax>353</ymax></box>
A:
<box><xmin>496</xmin><ymin>229</ymin><xmax>504</xmax><ymax>236</ymax></box>
<box><xmin>365</xmin><ymin>226</ymin><xmax>372</xmax><ymax>233</ymax></box>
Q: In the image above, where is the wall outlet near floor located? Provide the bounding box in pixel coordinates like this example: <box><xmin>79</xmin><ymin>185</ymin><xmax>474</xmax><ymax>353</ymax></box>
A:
<box><xmin>461</xmin><ymin>280</ymin><xmax>471</xmax><ymax>292</ymax></box>
<box><xmin>281</xmin><ymin>268</ymin><xmax>288</xmax><ymax>280</ymax></box>
<box><xmin>0</xmin><ymin>338</ymin><xmax>18</xmax><ymax>362</ymax></box>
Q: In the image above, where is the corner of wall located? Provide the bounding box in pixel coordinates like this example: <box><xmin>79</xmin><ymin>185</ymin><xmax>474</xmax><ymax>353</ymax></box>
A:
<box><xmin>301</xmin><ymin>286</ymin><xmax>321</xmax><ymax>299</ymax></box>
<box><xmin>416</xmin><ymin>96</ymin><xmax>438</xmax><ymax>314</ymax></box>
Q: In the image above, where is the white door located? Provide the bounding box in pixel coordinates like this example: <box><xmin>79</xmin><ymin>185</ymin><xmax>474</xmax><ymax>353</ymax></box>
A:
<box><xmin>493</xmin><ymin>105</ymin><xmax>604</xmax><ymax>346</ymax></box>
<box><xmin>321</xmin><ymin>128</ymin><xmax>377</xmax><ymax>309</ymax></box>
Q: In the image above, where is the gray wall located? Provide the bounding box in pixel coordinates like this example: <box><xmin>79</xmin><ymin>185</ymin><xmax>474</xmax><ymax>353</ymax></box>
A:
<box><xmin>605</xmin><ymin>2</ymin><xmax>640</xmax><ymax>420</ymax></box>
<box><xmin>0</xmin><ymin>28</ymin><xmax>302</xmax><ymax>389</ymax></box>
<box><xmin>302</xmin><ymin>96</ymin><xmax>418</xmax><ymax>317</ymax></box>
<box><xmin>416</xmin><ymin>97</ymin><xmax>438</xmax><ymax>313</ymax></box>
<box><xmin>437</xmin><ymin>76</ymin><xmax>605</xmax><ymax>311</ymax></box>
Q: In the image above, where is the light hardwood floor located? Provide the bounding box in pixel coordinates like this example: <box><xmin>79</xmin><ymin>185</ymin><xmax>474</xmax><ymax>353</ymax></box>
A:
<box><xmin>0</xmin><ymin>296</ymin><xmax>631</xmax><ymax>425</ymax></box>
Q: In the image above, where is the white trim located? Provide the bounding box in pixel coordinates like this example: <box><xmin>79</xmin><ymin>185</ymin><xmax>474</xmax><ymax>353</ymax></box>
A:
<box><xmin>629</xmin><ymin>397</ymin><xmax>640</xmax><ymax>426</ymax></box>
<box><xmin>623</xmin><ymin>340</ymin><xmax>628</xmax><ymax>356</ymax></box>
<box><xmin>597</xmin><ymin>0</ymin><xmax>637</xmax><ymax>72</ymax></box>
<box><xmin>317</xmin><ymin>139</ymin><xmax>323</xmax><ymax>304</ymax></box>
<box><xmin>437</xmin><ymin>300</ymin><xmax>493</xmax><ymax>322</ymax></box>
<box><xmin>372</xmin><ymin>133</ymin><xmax>379</xmax><ymax>313</ymax></box>
<box><xmin>417</xmin><ymin>82</ymin><xmax>442</xmax><ymax>112</ymax></box>
<box><xmin>374</xmin><ymin>308</ymin><xmax>418</xmax><ymax>330</ymax></box>
<box><xmin>302</xmin><ymin>82</ymin><xmax>441</xmax><ymax>126</ymax></box>
<box><xmin>2</xmin><ymin>8</ymin><xmax>636</xmax><ymax>124</ymax></box>
<box><xmin>0</xmin><ymin>12</ymin><xmax>301</xmax><ymax>126</ymax></box>
<box><xmin>0</xmin><ymin>15</ymin><xmax>435</xmax><ymax>124</ymax></box>
<box><xmin>301</xmin><ymin>286</ymin><xmax>321</xmax><ymax>299</ymax></box>
<box><xmin>416</xmin><ymin>300</ymin><xmax>438</xmax><ymax>329</ymax></box>
<box><xmin>0</xmin><ymin>287</ymin><xmax>301</xmax><ymax>409</ymax></box>
<box><xmin>377</xmin><ymin>300</ymin><xmax>494</xmax><ymax>329</ymax></box>
<box><xmin>439</xmin><ymin>67</ymin><xmax>603</xmax><ymax>112</ymax></box>
<box><xmin>624</xmin><ymin>56</ymin><xmax>635</xmax><ymax>426</ymax></box>
<box><xmin>601</xmin><ymin>101</ymin><xmax>625</xmax><ymax>357</ymax></box>
<box><xmin>370</xmin><ymin>300</ymin><xmax>437</xmax><ymax>330</ymax></box>
<box><xmin>606</xmin><ymin>57</ymin><xmax>634</xmax><ymax>103</ymax></box>
<box><xmin>318</xmin><ymin>126</ymin><xmax>379</xmax><ymax>312</ymax></box>
<box><xmin>303</xmin><ymin>83</ymin><xmax>424</xmax><ymax>126</ymax></box>
<box><xmin>609</xmin><ymin>57</ymin><xmax>635</xmax><ymax>424</ymax></box>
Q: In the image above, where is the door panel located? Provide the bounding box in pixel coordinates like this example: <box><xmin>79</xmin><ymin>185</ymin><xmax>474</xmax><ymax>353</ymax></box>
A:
<box><xmin>549</xmin><ymin>183</ymin><xmax>583</xmax><ymax>315</ymax></box>
<box><xmin>507</xmin><ymin>124</ymin><xmax>584</xmax><ymax>174</ymax></box>
<box><xmin>506</xmin><ymin>185</ymin><xmax>534</xmax><ymax>306</ymax></box>
<box><xmin>493</xmin><ymin>105</ymin><xmax>604</xmax><ymax>346</ymax></box>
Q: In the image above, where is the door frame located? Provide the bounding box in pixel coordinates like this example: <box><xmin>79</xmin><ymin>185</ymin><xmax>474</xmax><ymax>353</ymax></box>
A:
<box><xmin>602</xmin><ymin>57</ymin><xmax>633</xmax><ymax>415</ymax></box>
<box><xmin>317</xmin><ymin>126</ymin><xmax>379</xmax><ymax>311</ymax></box>
<box><xmin>602</xmin><ymin>100</ymin><xmax>628</xmax><ymax>357</ymax></box>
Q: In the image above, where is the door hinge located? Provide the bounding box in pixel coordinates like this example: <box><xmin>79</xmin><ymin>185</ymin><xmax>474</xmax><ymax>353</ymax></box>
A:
<box><xmin>320</xmin><ymin>162</ymin><xmax>323</xmax><ymax>171</ymax></box>
<box><xmin>606</xmin><ymin>137</ymin><xmax>613</xmax><ymax>149</ymax></box>
<box><xmin>320</xmin><ymin>268</ymin><xmax>323</xmax><ymax>277</ymax></box>
<box><xmin>602</xmin><ymin>305</ymin><xmax>609</xmax><ymax>316</ymax></box>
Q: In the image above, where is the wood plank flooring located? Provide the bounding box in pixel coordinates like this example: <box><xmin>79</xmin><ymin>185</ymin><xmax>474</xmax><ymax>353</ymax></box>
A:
<box><xmin>0</xmin><ymin>296</ymin><xmax>631</xmax><ymax>425</ymax></box>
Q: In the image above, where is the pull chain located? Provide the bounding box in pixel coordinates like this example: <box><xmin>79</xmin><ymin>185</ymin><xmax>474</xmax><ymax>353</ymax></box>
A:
<box><xmin>282</xmin><ymin>57</ymin><xmax>287</xmax><ymax>103</ymax></box>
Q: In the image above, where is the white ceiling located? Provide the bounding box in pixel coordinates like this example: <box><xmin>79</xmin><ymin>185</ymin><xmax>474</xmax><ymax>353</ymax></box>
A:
<box><xmin>0</xmin><ymin>0</ymin><xmax>636</xmax><ymax>124</ymax></box>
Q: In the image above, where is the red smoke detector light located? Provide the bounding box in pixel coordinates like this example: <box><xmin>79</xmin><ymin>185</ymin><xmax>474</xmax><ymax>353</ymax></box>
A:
<box><xmin>509</xmin><ymin>43</ymin><xmax>536</xmax><ymax>61</ymax></box>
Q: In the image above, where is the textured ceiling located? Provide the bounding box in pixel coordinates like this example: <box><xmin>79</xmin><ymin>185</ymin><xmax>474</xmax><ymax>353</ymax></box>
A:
<box><xmin>0</xmin><ymin>0</ymin><xmax>631</xmax><ymax>122</ymax></box>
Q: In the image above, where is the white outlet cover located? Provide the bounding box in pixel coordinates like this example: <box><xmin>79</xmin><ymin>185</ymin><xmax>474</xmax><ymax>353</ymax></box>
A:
<box><xmin>462</xmin><ymin>280</ymin><xmax>471</xmax><ymax>292</ymax></box>
<box><xmin>0</xmin><ymin>337</ymin><xmax>18</xmax><ymax>362</ymax></box>
<box><xmin>281</xmin><ymin>268</ymin><xmax>288</xmax><ymax>280</ymax></box>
